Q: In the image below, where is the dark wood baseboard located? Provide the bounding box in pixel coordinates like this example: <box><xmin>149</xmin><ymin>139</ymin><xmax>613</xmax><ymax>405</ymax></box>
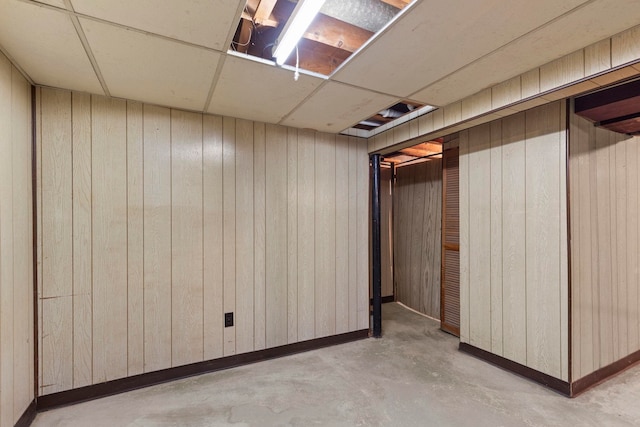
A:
<box><xmin>459</xmin><ymin>342</ymin><xmax>571</xmax><ymax>396</ymax></box>
<box><xmin>15</xmin><ymin>400</ymin><xmax>36</xmax><ymax>427</ymax></box>
<box><xmin>37</xmin><ymin>329</ymin><xmax>369</xmax><ymax>411</ymax></box>
<box><xmin>571</xmin><ymin>348</ymin><xmax>640</xmax><ymax>397</ymax></box>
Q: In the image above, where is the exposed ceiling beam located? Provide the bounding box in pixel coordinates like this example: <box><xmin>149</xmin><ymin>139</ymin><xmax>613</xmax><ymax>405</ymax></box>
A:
<box><xmin>304</xmin><ymin>13</ymin><xmax>373</xmax><ymax>53</ymax></box>
<box><xmin>284</xmin><ymin>37</ymin><xmax>350</xmax><ymax>76</ymax></box>
<box><xmin>254</xmin><ymin>0</ymin><xmax>279</xmax><ymax>25</ymax></box>
<box><xmin>380</xmin><ymin>0</ymin><xmax>410</xmax><ymax>10</ymax></box>
<box><xmin>399</xmin><ymin>146</ymin><xmax>441</xmax><ymax>158</ymax></box>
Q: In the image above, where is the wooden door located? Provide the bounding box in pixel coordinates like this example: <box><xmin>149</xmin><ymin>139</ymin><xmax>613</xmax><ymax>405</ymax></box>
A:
<box><xmin>441</xmin><ymin>147</ymin><xmax>460</xmax><ymax>336</ymax></box>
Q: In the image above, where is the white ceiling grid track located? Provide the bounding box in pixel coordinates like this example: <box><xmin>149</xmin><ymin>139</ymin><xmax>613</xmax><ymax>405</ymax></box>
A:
<box><xmin>1</xmin><ymin>0</ymin><xmax>640</xmax><ymax>133</ymax></box>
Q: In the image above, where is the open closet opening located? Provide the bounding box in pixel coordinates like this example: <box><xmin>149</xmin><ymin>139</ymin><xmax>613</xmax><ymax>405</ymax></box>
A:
<box><xmin>373</xmin><ymin>136</ymin><xmax>460</xmax><ymax>337</ymax></box>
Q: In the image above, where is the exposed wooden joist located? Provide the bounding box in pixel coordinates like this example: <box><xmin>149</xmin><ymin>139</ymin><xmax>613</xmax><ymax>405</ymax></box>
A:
<box><xmin>399</xmin><ymin>147</ymin><xmax>441</xmax><ymax>158</ymax></box>
<box><xmin>254</xmin><ymin>0</ymin><xmax>279</xmax><ymax>25</ymax></box>
<box><xmin>304</xmin><ymin>14</ymin><xmax>373</xmax><ymax>53</ymax></box>
<box><xmin>380</xmin><ymin>0</ymin><xmax>411</xmax><ymax>9</ymax></box>
<box><xmin>284</xmin><ymin>37</ymin><xmax>351</xmax><ymax>75</ymax></box>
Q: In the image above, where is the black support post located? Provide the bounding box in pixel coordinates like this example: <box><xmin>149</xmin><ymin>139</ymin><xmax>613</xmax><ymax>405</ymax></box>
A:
<box><xmin>371</xmin><ymin>154</ymin><xmax>382</xmax><ymax>338</ymax></box>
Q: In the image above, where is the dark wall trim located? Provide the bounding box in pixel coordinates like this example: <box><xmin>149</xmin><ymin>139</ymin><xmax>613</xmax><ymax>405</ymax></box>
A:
<box><xmin>459</xmin><ymin>342</ymin><xmax>571</xmax><ymax>396</ymax></box>
<box><xmin>14</xmin><ymin>400</ymin><xmax>36</xmax><ymax>427</ymax></box>
<box><xmin>571</xmin><ymin>348</ymin><xmax>640</xmax><ymax>397</ymax></box>
<box><xmin>30</xmin><ymin>85</ymin><xmax>39</xmax><ymax>401</ymax></box>
<box><xmin>37</xmin><ymin>329</ymin><xmax>369</xmax><ymax>411</ymax></box>
<box><xmin>565</xmin><ymin>98</ymin><xmax>573</xmax><ymax>384</ymax></box>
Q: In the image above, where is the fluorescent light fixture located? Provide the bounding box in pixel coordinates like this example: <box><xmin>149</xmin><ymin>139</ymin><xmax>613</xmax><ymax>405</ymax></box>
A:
<box><xmin>273</xmin><ymin>0</ymin><xmax>326</xmax><ymax>65</ymax></box>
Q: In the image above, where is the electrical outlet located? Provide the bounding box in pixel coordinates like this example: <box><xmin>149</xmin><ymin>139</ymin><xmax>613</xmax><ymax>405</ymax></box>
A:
<box><xmin>224</xmin><ymin>312</ymin><xmax>234</xmax><ymax>328</ymax></box>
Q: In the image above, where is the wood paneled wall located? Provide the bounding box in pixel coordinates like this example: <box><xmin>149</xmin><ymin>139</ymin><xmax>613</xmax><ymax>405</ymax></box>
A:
<box><xmin>569</xmin><ymin>109</ymin><xmax>640</xmax><ymax>381</ymax></box>
<box><xmin>459</xmin><ymin>101</ymin><xmax>569</xmax><ymax>381</ymax></box>
<box><xmin>393</xmin><ymin>160</ymin><xmax>442</xmax><ymax>319</ymax></box>
<box><xmin>369</xmin><ymin>24</ymin><xmax>640</xmax><ymax>155</ymax></box>
<box><xmin>0</xmin><ymin>53</ymin><xmax>34</xmax><ymax>427</ymax></box>
<box><xmin>35</xmin><ymin>88</ymin><xmax>370</xmax><ymax>396</ymax></box>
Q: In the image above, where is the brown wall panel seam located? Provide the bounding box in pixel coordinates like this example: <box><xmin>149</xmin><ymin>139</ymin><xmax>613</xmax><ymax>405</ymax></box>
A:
<box><xmin>30</xmin><ymin>84</ymin><xmax>38</xmax><ymax>403</ymax></box>
<box><xmin>565</xmin><ymin>98</ymin><xmax>573</xmax><ymax>383</ymax></box>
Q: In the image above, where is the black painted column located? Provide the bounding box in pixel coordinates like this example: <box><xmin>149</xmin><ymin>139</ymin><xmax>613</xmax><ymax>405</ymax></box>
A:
<box><xmin>371</xmin><ymin>154</ymin><xmax>382</xmax><ymax>338</ymax></box>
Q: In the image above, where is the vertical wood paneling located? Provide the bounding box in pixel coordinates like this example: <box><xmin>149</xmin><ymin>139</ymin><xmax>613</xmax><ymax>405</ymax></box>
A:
<box><xmin>540</xmin><ymin>51</ymin><xmax>585</xmax><ymax>93</ymax></box>
<box><xmin>615</xmin><ymin>134</ymin><xmax>627</xmax><ymax>360</ymax></box>
<box><xmin>489</xmin><ymin>121</ymin><xmax>503</xmax><ymax>354</ymax></box>
<box><xmin>492</xmin><ymin>76</ymin><xmax>521</xmax><ymax>110</ymax></box>
<box><xmin>37</xmin><ymin>89</ymin><xmax>371</xmax><ymax>396</ymax></box>
<box><xmin>608</xmin><ymin>129</ymin><xmax>619</xmax><ymax>363</ymax></box>
<box><xmin>460</xmin><ymin>102</ymin><xmax>568</xmax><ymax>380</ymax></box>
<box><xmin>468</xmin><ymin>124</ymin><xmax>491</xmax><ymax>350</ymax></box>
<box><xmin>525</xmin><ymin>102</ymin><xmax>562</xmax><ymax>378</ymax></box>
<box><xmin>335</xmin><ymin>135</ymin><xmax>350</xmax><ymax>334</ymax></box>
<box><xmin>595</xmin><ymin>127</ymin><xmax>614</xmax><ymax>367</ymax></box>
<box><xmin>71</xmin><ymin>92</ymin><xmax>92</xmax><ymax>388</ymax></box>
<box><xmin>143</xmin><ymin>105</ymin><xmax>172</xmax><ymax>372</ymax></box>
<box><xmin>569</xmin><ymin>110</ymin><xmax>640</xmax><ymax>381</ymax></box>
<box><xmin>253</xmin><ymin>122</ymin><xmax>266</xmax><ymax>350</ymax></box>
<box><xmin>36</xmin><ymin>87</ymin><xmax>44</xmax><ymax>395</ymax></box>
<box><xmin>520</xmin><ymin>68</ymin><xmax>540</xmax><ymax>99</ymax></box>
<box><xmin>0</xmin><ymin>58</ymin><xmax>34</xmax><ymax>426</ymax></box>
<box><xmin>171</xmin><ymin>110</ymin><xmax>204</xmax><ymax>366</ymax></box>
<box><xmin>10</xmin><ymin>68</ymin><xmax>33</xmax><ymax>423</ymax></box>
<box><xmin>235</xmin><ymin>119</ymin><xmax>254</xmax><ymax>354</ymax></box>
<box><xmin>356</xmin><ymin>140</ymin><xmax>369</xmax><ymax>330</ymax></box>
<box><xmin>297</xmin><ymin>130</ymin><xmax>315</xmax><ymax>340</ymax></box>
<box><xmin>501</xmin><ymin>112</ymin><xmax>527</xmax><ymax>365</ymax></box>
<box><xmin>559</xmin><ymin>101</ymin><xmax>569</xmax><ymax>382</ymax></box>
<box><xmin>611</xmin><ymin>25</ymin><xmax>640</xmax><ymax>67</ymax></box>
<box><xmin>40</xmin><ymin>88</ymin><xmax>73</xmax><ymax>394</ymax></box>
<box><xmin>126</xmin><ymin>101</ymin><xmax>144</xmax><ymax>376</ymax></box>
<box><xmin>573</xmin><ymin>110</ymin><xmax>594</xmax><ymax>377</ymax></box>
<box><xmin>627</xmin><ymin>136</ymin><xmax>639</xmax><ymax>355</ymax></box>
<box><xmin>459</xmin><ymin>130</ymin><xmax>470</xmax><ymax>342</ymax></box>
<box><xmin>409</xmin><ymin>163</ymin><xmax>427</xmax><ymax>312</ymax></box>
<box><xmin>348</xmin><ymin>138</ymin><xmax>359</xmax><ymax>331</ymax></box>
<box><xmin>589</xmin><ymin>123</ymin><xmax>602</xmax><ymax>373</ymax></box>
<box><xmin>92</xmin><ymin>96</ymin><xmax>128</xmax><ymax>383</ymax></box>
<box><xmin>394</xmin><ymin>160</ymin><xmax>442</xmax><ymax>318</ymax></box>
<box><xmin>315</xmin><ymin>134</ymin><xmax>336</xmax><ymax>338</ymax></box>
<box><xmin>266</xmin><ymin>124</ymin><xmax>288</xmax><ymax>346</ymax></box>
<box><xmin>584</xmin><ymin>39</ymin><xmax>611</xmax><ymax>76</ymax></box>
<box><xmin>380</xmin><ymin>167</ymin><xmax>394</xmax><ymax>299</ymax></box>
<box><xmin>461</xmin><ymin>89</ymin><xmax>491</xmax><ymax>121</ymax></box>
<box><xmin>0</xmin><ymin>57</ymin><xmax>14</xmax><ymax>427</ymax></box>
<box><xmin>222</xmin><ymin>117</ymin><xmax>236</xmax><ymax>356</ymax></box>
<box><xmin>203</xmin><ymin>115</ymin><xmax>224</xmax><ymax>360</ymax></box>
<box><xmin>287</xmin><ymin>128</ymin><xmax>298</xmax><ymax>343</ymax></box>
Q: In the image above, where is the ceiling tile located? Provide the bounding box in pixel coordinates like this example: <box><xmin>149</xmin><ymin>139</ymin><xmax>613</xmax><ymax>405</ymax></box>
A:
<box><xmin>410</xmin><ymin>0</ymin><xmax>640</xmax><ymax>106</ymax></box>
<box><xmin>80</xmin><ymin>18</ymin><xmax>221</xmax><ymax>111</ymax></box>
<box><xmin>70</xmin><ymin>0</ymin><xmax>243</xmax><ymax>50</ymax></box>
<box><xmin>281</xmin><ymin>82</ymin><xmax>397</xmax><ymax>133</ymax></box>
<box><xmin>0</xmin><ymin>0</ymin><xmax>103</xmax><ymax>94</ymax></box>
<box><xmin>332</xmin><ymin>0</ymin><xmax>589</xmax><ymax>98</ymax></box>
<box><xmin>29</xmin><ymin>0</ymin><xmax>66</xmax><ymax>8</ymax></box>
<box><xmin>208</xmin><ymin>55</ymin><xmax>325</xmax><ymax>124</ymax></box>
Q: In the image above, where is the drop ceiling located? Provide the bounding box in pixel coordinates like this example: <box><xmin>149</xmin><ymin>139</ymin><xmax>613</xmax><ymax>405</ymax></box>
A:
<box><xmin>1</xmin><ymin>0</ymin><xmax>640</xmax><ymax>134</ymax></box>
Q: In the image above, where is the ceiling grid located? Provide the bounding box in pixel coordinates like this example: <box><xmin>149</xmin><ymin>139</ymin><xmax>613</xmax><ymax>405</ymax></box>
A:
<box><xmin>1</xmin><ymin>0</ymin><xmax>639</xmax><ymax>132</ymax></box>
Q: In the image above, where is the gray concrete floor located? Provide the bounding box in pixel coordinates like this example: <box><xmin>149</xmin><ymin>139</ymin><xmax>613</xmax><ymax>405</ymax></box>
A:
<box><xmin>33</xmin><ymin>303</ymin><xmax>640</xmax><ymax>426</ymax></box>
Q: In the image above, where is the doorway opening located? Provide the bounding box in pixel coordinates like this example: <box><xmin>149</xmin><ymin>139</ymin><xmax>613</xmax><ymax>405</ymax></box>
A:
<box><xmin>372</xmin><ymin>135</ymin><xmax>460</xmax><ymax>337</ymax></box>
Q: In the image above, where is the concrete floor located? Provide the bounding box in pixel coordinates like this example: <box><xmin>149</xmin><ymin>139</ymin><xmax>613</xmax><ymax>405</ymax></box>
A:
<box><xmin>33</xmin><ymin>303</ymin><xmax>640</xmax><ymax>426</ymax></box>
